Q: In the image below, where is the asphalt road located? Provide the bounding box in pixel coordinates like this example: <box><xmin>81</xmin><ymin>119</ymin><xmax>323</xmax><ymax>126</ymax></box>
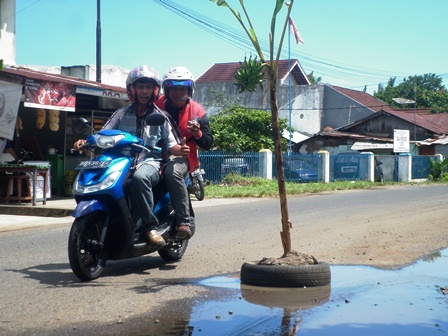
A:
<box><xmin>1</xmin><ymin>184</ymin><xmax>447</xmax><ymax>335</ymax></box>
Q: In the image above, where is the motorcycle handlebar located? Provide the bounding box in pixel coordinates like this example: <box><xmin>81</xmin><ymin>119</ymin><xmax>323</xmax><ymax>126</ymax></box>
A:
<box><xmin>131</xmin><ymin>143</ymin><xmax>161</xmax><ymax>153</ymax></box>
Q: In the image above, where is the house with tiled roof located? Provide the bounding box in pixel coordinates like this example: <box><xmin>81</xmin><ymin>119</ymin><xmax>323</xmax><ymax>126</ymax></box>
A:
<box><xmin>194</xmin><ymin>60</ymin><xmax>408</xmax><ymax>138</ymax></box>
<box><xmin>194</xmin><ymin>59</ymin><xmax>448</xmax><ymax>155</ymax></box>
<box><xmin>194</xmin><ymin>59</ymin><xmax>323</xmax><ymax>137</ymax></box>
<box><xmin>196</xmin><ymin>59</ymin><xmax>310</xmax><ymax>86</ymax></box>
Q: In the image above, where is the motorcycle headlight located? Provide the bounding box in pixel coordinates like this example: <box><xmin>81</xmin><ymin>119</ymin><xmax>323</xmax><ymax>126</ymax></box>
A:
<box><xmin>93</xmin><ymin>134</ymin><xmax>126</xmax><ymax>149</ymax></box>
<box><xmin>73</xmin><ymin>170</ymin><xmax>121</xmax><ymax>194</ymax></box>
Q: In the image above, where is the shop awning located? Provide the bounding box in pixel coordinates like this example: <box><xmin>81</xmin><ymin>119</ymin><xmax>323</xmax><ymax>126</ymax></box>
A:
<box><xmin>0</xmin><ymin>66</ymin><xmax>128</xmax><ymax>112</ymax></box>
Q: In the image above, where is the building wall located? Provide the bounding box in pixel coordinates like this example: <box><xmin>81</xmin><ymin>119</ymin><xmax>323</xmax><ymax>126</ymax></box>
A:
<box><xmin>277</xmin><ymin>84</ymin><xmax>323</xmax><ymax>136</ymax></box>
<box><xmin>0</xmin><ymin>0</ymin><xmax>16</xmax><ymax>65</ymax></box>
<box><xmin>194</xmin><ymin>82</ymin><xmax>323</xmax><ymax>136</ymax></box>
<box><xmin>322</xmin><ymin>85</ymin><xmax>375</xmax><ymax>130</ymax></box>
<box><xmin>19</xmin><ymin>65</ymin><xmax>128</xmax><ymax>88</ymax></box>
<box><xmin>434</xmin><ymin>145</ymin><xmax>448</xmax><ymax>157</ymax></box>
<box><xmin>345</xmin><ymin>114</ymin><xmax>429</xmax><ymax>141</ymax></box>
<box><xmin>61</xmin><ymin>65</ymin><xmax>128</xmax><ymax>88</ymax></box>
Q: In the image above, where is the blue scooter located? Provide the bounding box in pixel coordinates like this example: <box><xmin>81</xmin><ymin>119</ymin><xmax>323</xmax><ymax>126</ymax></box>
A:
<box><xmin>68</xmin><ymin>114</ymin><xmax>194</xmax><ymax>281</ymax></box>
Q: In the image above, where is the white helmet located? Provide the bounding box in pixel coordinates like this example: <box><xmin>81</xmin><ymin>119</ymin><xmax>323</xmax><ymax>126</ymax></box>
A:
<box><xmin>126</xmin><ymin>65</ymin><xmax>160</xmax><ymax>102</ymax></box>
<box><xmin>162</xmin><ymin>66</ymin><xmax>195</xmax><ymax>97</ymax></box>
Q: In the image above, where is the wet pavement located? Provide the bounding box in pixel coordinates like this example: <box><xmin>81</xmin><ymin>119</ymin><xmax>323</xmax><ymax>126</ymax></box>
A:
<box><xmin>188</xmin><ymin>248</ymin><xmax>448</xmax><ymax>335</ymax></box>
<box><xmin>1</xmin><ymin>197</ymin><xmax>447</xmax><ymax>335</ymax></box>
<box><xmin>61</xmin><ymin>247</ymin><xmax>447</xmax><ymax>335</ymax></box>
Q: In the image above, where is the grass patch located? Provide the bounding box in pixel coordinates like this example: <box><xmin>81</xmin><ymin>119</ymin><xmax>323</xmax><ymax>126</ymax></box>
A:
<box><xmin>205</xmin><ymin>173</ymin><xmax>408</xmax><ymax>198</ymax></box>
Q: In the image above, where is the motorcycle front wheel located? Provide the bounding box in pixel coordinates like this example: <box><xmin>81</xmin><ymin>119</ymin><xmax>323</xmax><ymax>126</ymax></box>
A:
<box><xmin>68</xmin><ymin>211</ymin><xmax>108</xmax><ymax>281</ymax></box>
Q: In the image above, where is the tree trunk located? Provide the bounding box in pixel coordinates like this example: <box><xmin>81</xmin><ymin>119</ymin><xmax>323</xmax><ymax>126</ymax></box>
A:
<box><xmin>269</xmin><ymin>85</ymin><xmax>292</xmax><ymax>257</ymax></box>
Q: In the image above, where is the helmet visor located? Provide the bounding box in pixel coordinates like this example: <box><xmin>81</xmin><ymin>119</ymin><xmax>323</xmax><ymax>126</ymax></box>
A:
<box><xmin>165</xmin><ymin>79</ymin><xmax>194</xmax><ymax>88</ymax></box>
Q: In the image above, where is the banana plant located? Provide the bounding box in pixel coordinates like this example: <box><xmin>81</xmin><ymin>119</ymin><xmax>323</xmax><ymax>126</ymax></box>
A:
<box><xmin>210</xmin><ymin>0</ymin><xmax>296</xmax><ymax>256</ymax></box>
<box><xmin>234</xmin><ymin>55</ymin><xmax>264</xmax><ymax>93</ymax></box>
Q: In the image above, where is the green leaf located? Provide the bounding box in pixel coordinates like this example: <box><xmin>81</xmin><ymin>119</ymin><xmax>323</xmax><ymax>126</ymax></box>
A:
<box><xmin>234</xmin><ymin>55</ymin><xmax>264</xmax><ymax>93</ymax></box>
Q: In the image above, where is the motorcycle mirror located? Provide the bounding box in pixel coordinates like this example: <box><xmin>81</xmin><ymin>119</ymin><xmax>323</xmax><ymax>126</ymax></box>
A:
<box><xmin>146</xmin><ymin>113</ymin><xmax>165</xmax><ymax>126</ymax></box>
<box><xmin>74</xmin><ymin>117</ymin><xmax>92</xmax><ymax>134</ymax></box>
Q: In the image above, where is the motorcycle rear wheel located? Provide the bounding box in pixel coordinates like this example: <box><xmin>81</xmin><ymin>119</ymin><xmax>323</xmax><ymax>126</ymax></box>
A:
<box><xmin>158</xmin><ymin>239</ymin><xmax>189</xmax><ymax>261</ymax></box>
<box><xmin>191</xmin><ymin>177</ymin><xmax>205</xmax><ymax>201</ymax></box>
<box><xmin>68</xmin><ymin>212</ymin><xmax>108</xmax><ymax>281</ymax></box>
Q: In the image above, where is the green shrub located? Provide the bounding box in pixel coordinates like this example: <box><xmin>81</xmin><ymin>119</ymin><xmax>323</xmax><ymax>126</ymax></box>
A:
<box><xmin>428</xmin><ymin>158</ymin><xmax>448</xmax><ymax>181</ymax></box>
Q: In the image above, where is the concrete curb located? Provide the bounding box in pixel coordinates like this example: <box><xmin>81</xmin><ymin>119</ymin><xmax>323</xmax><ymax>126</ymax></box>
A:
<box><xmin>0</xmin><ymin>197</ymin><xmax>75</xmax><ymax>217</ymax></box>
<box><xmin>0</xmin><ymin>206</ymin><xmax>73</xmax><ymax>217</ymax></box>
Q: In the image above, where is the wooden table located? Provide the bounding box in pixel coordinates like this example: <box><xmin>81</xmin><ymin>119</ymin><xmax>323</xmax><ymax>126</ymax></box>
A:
<box><xmin>0</xmin><ymin>164</ymin><xmax>50</xmax><ymax>206</ymax></box>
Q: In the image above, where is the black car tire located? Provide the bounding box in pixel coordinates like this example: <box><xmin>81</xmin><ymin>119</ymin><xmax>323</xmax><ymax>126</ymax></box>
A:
<box><xmin>240</xmin><ymin>262</ymin><xmax>331</xmax><ymax>288</ymax></box>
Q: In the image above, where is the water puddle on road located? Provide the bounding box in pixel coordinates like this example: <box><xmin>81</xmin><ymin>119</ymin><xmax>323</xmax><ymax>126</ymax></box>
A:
<box><xmin>187</xmin><ymin>248</ymin><xmax>448</xmax><ymax>335</ymax></box>
<box><xmin>88</xmin><ymin>249</ymin><xmax>447</xmax><ymax>335</ymax></box>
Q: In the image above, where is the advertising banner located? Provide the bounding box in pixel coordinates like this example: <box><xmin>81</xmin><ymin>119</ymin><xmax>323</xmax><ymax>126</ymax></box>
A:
<box><xmin>0</xmin><ymin>80</ymin><xmax>22</xmax><ymax>140</ymax></box>
<box><xmin>24</xmin><ymin>78</ymin><xmax>76</xmax><ymax>112</ymax></box>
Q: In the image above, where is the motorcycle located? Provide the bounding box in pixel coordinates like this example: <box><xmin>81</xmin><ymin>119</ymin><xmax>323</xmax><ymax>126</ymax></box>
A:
<box><xmin>67</xmin><ymin>114</ymin><xmax>194</xmax><ymax>281</ymax></box>
<box><xmin>187</xmin><ymin>166</ymin><xmax>206</xmax><ymax>201</ymax></box>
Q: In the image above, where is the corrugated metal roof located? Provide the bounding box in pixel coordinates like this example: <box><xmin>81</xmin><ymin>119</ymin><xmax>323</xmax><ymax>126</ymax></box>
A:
<box><xmin>385</xmin><ymin>110</ymin><xmax>448</xmax><ymax>134</ymax></box>
<box><xmin>339</xmin><ymin>109</ymin><xmax>448</xmax><ymax>135</ymax></box>
<box><xmin>420</xmin><ymin>113</ymin><xmax>448</xmax><ymax>130</ymax></box>
<box><xmin>316</xmin><ymin>130</ymin><xmax>393</xmax><ymax>143</ymax></box>
<box><xmin>328</xmin><ymin>85</ymin><xmax>390</xmax><ymax>113</ymax></box>
<box><xmin>418</xmin><ymin>134</ymin><xmax>448</xmax><ymax>146</ymax></box>
<box><xmin>1</xmin><ymin>66</ymin><xmax>127</xmax><ymax>94</ymax></box>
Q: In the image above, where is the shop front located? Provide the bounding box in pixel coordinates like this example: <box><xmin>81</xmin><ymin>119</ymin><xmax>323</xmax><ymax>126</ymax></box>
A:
<box><xmin>0</xmin><ymin>66</ymin><xmax>128</xmax><ymax>201</ymax></box>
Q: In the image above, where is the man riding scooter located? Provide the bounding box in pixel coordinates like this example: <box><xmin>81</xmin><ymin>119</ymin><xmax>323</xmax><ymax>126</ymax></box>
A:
<box><xmin>74</xmin><ymin>65</ymin><xmax>190</xmax><ymax>246</ymax></box>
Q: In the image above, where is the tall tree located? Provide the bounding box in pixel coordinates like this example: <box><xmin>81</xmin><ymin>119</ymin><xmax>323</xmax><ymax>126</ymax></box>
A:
<box><xmin>374</xmin><ymin>73</ymin><xmax>448</xmax><ymax>112</ymax></box>
<box><xmin>211</xmin><ymin>0</ymin><xmax>298</xmax><ymax>256</ymax></box>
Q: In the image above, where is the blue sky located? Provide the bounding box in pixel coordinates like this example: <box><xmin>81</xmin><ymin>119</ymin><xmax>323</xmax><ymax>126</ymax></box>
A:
<box><xmin>14</xmin><ymin>0</ymin><xmax>448</xmax><ymax>94</ymax></box>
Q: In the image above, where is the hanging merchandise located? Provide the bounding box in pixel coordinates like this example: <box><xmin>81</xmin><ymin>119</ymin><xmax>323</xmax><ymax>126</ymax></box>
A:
<box><xmin>36</xmin><ymin>109</ymin><xmax>46</xmax><ymax>129</ymax></box>
<box><xmin>49</xmin><ymin>110</ymin><xmax>60</xmax><ymax>131</ymax></box>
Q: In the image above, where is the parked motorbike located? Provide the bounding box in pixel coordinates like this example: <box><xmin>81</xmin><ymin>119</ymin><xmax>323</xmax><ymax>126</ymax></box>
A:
<box><xmin>68</xmin><ymin>114</ymin><xmax>194</xmax><ymax>281</ymax></box>
<box><xmin>187</xmin><ymin>166</ymin><xmax>206</xmax><ymax>201</ymax></box>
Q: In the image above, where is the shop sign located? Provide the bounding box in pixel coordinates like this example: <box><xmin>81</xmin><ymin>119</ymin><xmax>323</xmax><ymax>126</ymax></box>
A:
<box><xmin>76</xmin><ymin>86</ymin><xmax>128</xmax><ymax>100</ymax></box>
<box><xmin>393</xmin><ymin>129</ymin><xmax>410</xmax><ymax>153</ymax></box>
<box><xmin>24</xmin><ymin>78</ymin><xmax>76</xmax><ymax>112</ymax></box>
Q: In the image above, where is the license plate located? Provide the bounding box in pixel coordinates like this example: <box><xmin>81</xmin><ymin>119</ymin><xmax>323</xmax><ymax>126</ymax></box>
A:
<box><xmin>75</xmin><ymin>160</ymin><xmax>111</xmax><ymax>170</ymax></box>
<box><xmin>191</xmin><ymin>169</ymin><xmax>205</xmax><ymax>177</ymax></box>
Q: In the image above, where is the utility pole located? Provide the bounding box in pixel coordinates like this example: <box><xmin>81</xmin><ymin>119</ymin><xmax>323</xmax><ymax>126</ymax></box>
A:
<box><xmin>96</xmin><ymin>0</ymin><xmax>101</xmax><ymax>83</ymax></box>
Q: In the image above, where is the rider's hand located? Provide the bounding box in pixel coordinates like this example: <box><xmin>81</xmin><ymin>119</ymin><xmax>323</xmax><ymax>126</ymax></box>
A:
<box><xmin>73</xmin><ymin>139</ymin><xmax>86</xmax><ymax>150</ymax></box>
<box><xmin>170</xmin><ymin>138</ymin><xmax>190</xmax><ymax>158</ymax></box>
<box><xmin>187</xmin><ymin>120</ymin><xmax>202</xmax><ymax>139</ymax></box>
<box><xmin>180</xmin><ymin>137</ymin><xmax>190</xmax><ymax>158</ymax></box>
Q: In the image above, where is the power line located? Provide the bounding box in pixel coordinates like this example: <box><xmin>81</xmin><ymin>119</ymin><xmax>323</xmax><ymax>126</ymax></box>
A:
<box><xmin>4</xmin><ymin>0</ymin><xmax>40</xmax><ymax>20</ymax></box>
<box><xmin>154</xmin><ymin>0</ymin><xmax>444</xmax><ymax>92</ymax></box>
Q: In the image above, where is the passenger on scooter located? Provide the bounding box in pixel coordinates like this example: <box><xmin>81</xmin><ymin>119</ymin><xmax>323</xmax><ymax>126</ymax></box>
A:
<box><xmin>155</xmin><ymin>66</ymin><xmax>214</xmax><ymax>239</ymax></box>
<box><xmin>74</xmin><ymin>65</ymin><xmax>190</xmax><ymax>246</ymax></box>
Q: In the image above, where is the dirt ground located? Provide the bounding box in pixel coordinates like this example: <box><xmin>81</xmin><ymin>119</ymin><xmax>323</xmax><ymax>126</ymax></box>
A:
<box><xmin>184</xmin><ymin>188</ymin><xmax>448</xmax><ymax>274</ymax></box>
